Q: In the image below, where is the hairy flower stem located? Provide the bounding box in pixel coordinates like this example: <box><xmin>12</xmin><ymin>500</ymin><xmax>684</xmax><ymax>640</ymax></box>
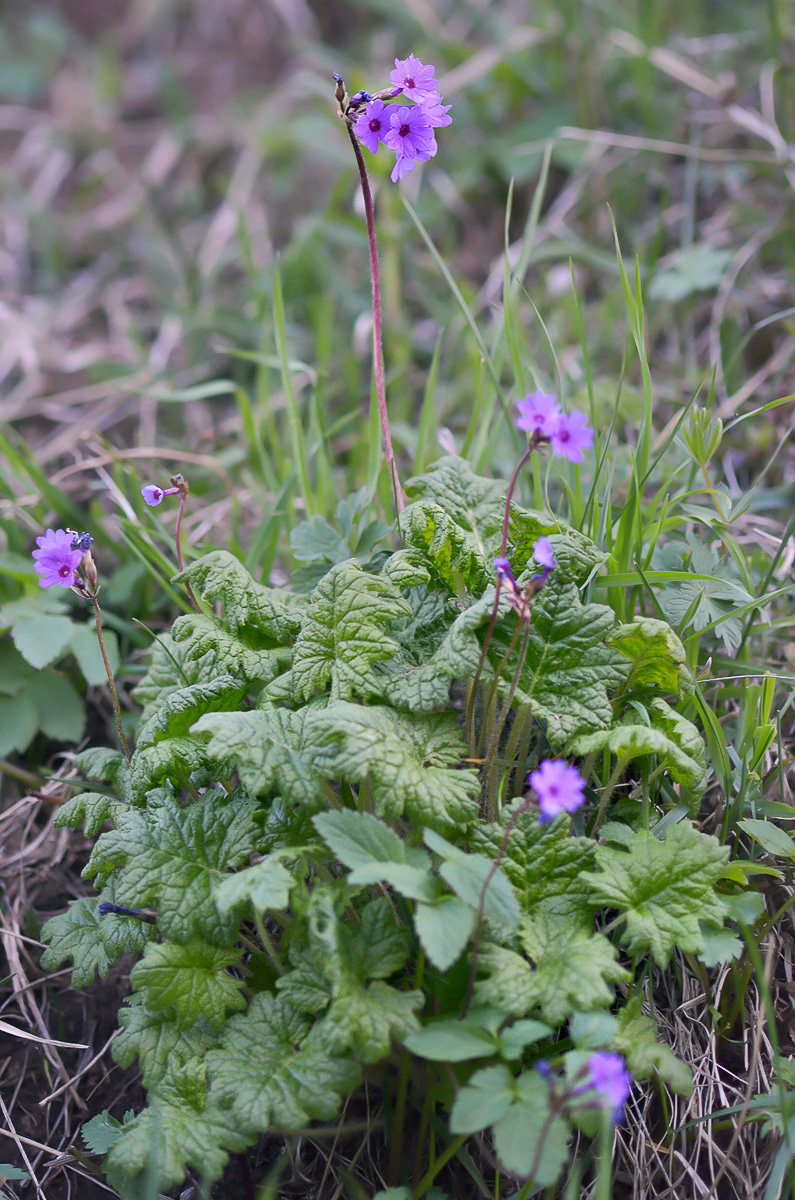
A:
<box><xmin>461</xmin><ymin>795</ymin><xmax>533</xmax><ymax>1017</ymax></box>
<box><xmin>90</xmin><ymin>596</ymin><xmax>131</xmax><ymax>763</ymax></box>
<box><xmin>483</xmin><ymin>625</ymin><xmax>532</xmax><ymax>817</ymax></box>
<box><xmin>346</xmin><ymin>124</ymin><xmax>404</xmax><ymax>514</ymax></box>
<box><xmin>174</xmin><ymin>488</ymin><xmax>201</xmax><ymax>613</ymax></box>
<box><xmin>465</xmin><ymin>444</ymin><xmax>534</xmax><ymax>750</ymax></box>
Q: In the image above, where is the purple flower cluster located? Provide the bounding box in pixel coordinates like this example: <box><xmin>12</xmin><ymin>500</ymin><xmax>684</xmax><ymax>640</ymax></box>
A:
<box><xmin>353</xmin><ymin>55</ymin><xmax>452</xmax><ymax>183</ymax></box>
<box><xmin>529</xmin><ymin>758</ymin><xmax>586</xmax><ymax>823</ymax></box>
<box><xmin>32</xmin><ymin>528</ymin><xmax>84</xmax><ymax>589</ymax></box>
<box><xmin>515</xmin><ymin>391</ymin><xmax>594</xmax><ymax>463</ymax></box>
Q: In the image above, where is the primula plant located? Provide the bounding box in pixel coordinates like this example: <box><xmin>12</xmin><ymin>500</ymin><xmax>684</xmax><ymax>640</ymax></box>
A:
<box><xmin>34</xmin><ymin>55</ymin><xmax>746</xmax><ymax>1200</ymax></box>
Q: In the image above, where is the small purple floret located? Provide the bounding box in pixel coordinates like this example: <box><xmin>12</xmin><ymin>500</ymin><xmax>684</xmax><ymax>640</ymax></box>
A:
<box><xmin>584</xmin><ymin>1052</ymin><xmax>632</xmax><ymax>1119</ymax></box>
<box><xmin>419</xmin><ymin>93</ymin><xmax>453</xmax><ymax>128</ymax></box>
<box><xmin>141</xmin><ymin>484</ymin><xmax>165</xmax><ymax>506</ymax></box>
<box><xmin>515</xmin><ymin>391</ymin><xmax>561</xmax><ymax>438</ymax></box>
<box><xmin>532</xmin><ymin>537</ymin><xmax>555</xmax><ymax>571</ymax></box>
<box><xmin>354</xmin><ymin>98</ymin><xmax>388</xmax><ymax>155</ymax></box>
<box><xmin>550</xmin><ymin>410</ymin><xmax>594</xmax><ymax>463</ymax></box>
<box><xmin>390</xmin><ymin>54</ymin><xmax>439</xmax><ymax>102</ymax></box>
<box><xmin>529</xmin><ymin>759</ymin><xmax>586</xmax><ymax>823</ymax></box>
<box><xmin>493</xmin><ymin>555</ymin><xmax>518</xmax><ymax>590</ymax></box>
<box><xmin>32</xmin><ymin>528</ymin><xmax>84</xmax><ymax>590</ymax></box>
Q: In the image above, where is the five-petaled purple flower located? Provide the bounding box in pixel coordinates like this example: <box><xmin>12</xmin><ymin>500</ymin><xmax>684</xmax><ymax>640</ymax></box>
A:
<box><xmin>529</xmin><ymin>759</ymin><xmax>585</xmax><ymax>823</ymax></box>
<box><xmin>354</xmin><ymin>98</ymin><xmax>388</xmax><ymax>155</ymax></box>
<box><xmin>581</xmin><ymin>1052</ymin><xmax>632</xmax><ymax>1121</ymax></box>
<box><xmin>515</xmin><ymin>391</ymin><xmax>561</xmax><ymax>438</ymax></box>
<box><xmin>32</xmin><ymin>528</ymin><xmax>84</xmax><ymax>589</ymax></box>
<box><xmin>389</xmin><ymin>54</ymin><xmax>439</xmax><ymax>102</ymax></box>
<box><xmin>384</xmin><ymin>105</ymin><xmax>437</xmax><ymax>181</ymax></box>
<box><xmin>550</xmin><ymin>410</ymin><xmax>594</xmax><ymax>463</ymax></box>
<box><xmin>141</xmin><ymin>483</ymin><xmax>180</xmax><ymax>507</ymax></box>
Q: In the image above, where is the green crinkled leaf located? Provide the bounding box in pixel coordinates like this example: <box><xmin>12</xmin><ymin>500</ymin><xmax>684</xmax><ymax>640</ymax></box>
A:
<box><xmin>72</xmin><ymin>747</ymin><xmax>131</xmax><ymax>802</ymax></box>
<box><xmin>129</xmin><ymin>736</ymin><xmax>209</xmax><ymax>801</ymax></box>
<box><xmin>615</xmin><ymin>996</ymin><xmax>693</xmax><ymax>1094</ymax></box>
<box><xmin>170</xmin><ymin>612</ymin><xmax>293</xmax><ymax>685</ymax></box>
<box><xmin>659</xmin><ymin>534</ymin><xmax>753</xmax><ymax>655</ymax></box>
<box><xmin>503</xmin><ymin>581</ymin><xmax>629</xmax><ymax>745</ymax></box>
<box><xmin>104</xmin><ymin>1060</ymin><xmax>250</xmax><ymax>1198</ymax></box>
<box><xmin>570</xmin><ymin>698</ymin><xmax>707</xmax><ymax>796</ymax></box>
<box><xmin>131</xmin><ymin>632</ymin><xmax>201</xmax><ymax>724</ymax></box>
<box><xmin>344</xmin><ymin>897</ymin><xmax>410</xmax><ymax>980</ymax></box>
<box><xmin>213</xmin><ymin>854</ymin><xmax>295</xmax><ymax>915</ymax></box>
<box><xmin>276</xmin><ymin>945</ymin><xmax>333</xmax><ymax>1013</ymax></box>
<box><xmin>40</xmin><ymin>894</ymin><xmax>155</xmax><ymax>988</ymax></box>
<box><xmin>192</xmin><ymin>707</ymin><xmax>326</xmax><ymax>810</ymax></box>
<box><xmin>581</xmin><ymin>821</ymin><xmax>730</xmax><ymax>965</ymax></box>
<box><xmin>136</xmin><ymin>675</ymin><xmax>246</xmax><ymax>751</ymax></box>
<box><xmin>424</xmin><ymin>829</ymin><xmax>520</xmax><ymax>931</ymax></box>
<box><xmin>311</xmin><ymin>702</ymin><xmax>479</xmax><ymax>832</ymax></box>
<box><xmin>472</xmin><ymin>807</ymin><xmax>597</xmax><ymax>928</ymax></box>
<box><xmin>113</xmin><ymin>1000</ymin><xmax>218</xmax><ymax>1090</ymax></box>
<box><xmin>507</xmin><ymin>512</ymin><xmax>608</xmax><ymax>586</ymax></box>
<box><xmin>53</xmin><ymin>791</ymin><xmax>129</xmax><ymax>836</ymax></box>
<box><xmin>404</xmin><ymin>1018</ymin><xmax>498</xmax><ymax>1062</ymax></box>
<box><xmin>476</xmin><ymin>912</ymin><xmax>629</xmax><ymax>1024</ymax></box>
<box><xmin>379</xmin><ymin>547</ymin><xmax>431</xmax><ymax>589</ymax></box>
<box><xmin>610</xmin><ymin>617</ymin><xmax>694</xmax><ymax>697</ymax></box>
<box><xmin>207</xmin><ymin>994</ymin><xmax>361</xmax><ymax>1132</ymax></box>
<box><xmin>276</xmin><ymin>891</ymin><xmax>412</xmax><ymax>1032</ymax></box>
<box><xmin>175</xmin><ymin>550</ymin><xmax>306</xmax><ymax>639</ymax></box>
<box><xmin>384</xmin><ymin>591</ymin><xmax>498</xmax><ymax>712</ymax></box>
<box><xmin>324</xmin><ymin>979</ymin><xmax>424</xmax><ymax>1063</ymax></box>
<box><xmin>130</xmin><ymin>940</ymin><xmax>246</xmax><ymax>1030</ymax></box>
<box><xmin>83</xmin><ymin>789</ymin><xmax>263</xmax><ymax>945</ymax></box>
<box><xmin>450</xmin><ymin>1065</ymin><xmax>570</xmax><ymax>1185</ymax></box>
<box><xmin>292</xmin><ymin>559</ymin><xmax>411</xmax><ymax>702</ymax></box>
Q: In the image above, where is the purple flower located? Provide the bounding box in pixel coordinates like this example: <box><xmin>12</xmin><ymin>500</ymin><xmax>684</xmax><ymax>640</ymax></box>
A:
<box><xmin>384</xmin><ymin>105</ymin><xmax>436</xmax><ymax>182</ymax></box>
<box><xmin>141</xmin><ymin>483</ymin><xmax>180</xmax><ymax>507</ymax></box>
<box><xmin>142</xmin><ymin>484</ymin><xmax>165</xmax><ymax>506</ymax></box>
<box><xmin>529</xmin><ymin>759</ymin><xmax>586</xmax><ymax>823</ymax></box>
<box><xmin>493</xmin><ymin>556</ymin><xmax>518</xmax><ymax>590</ymax></box>
<box><xmin>550</xmin><ymin>410</ymin><xmax>594</xmax><ymax>463</ymax></box>
<box><xmin>583</xmin><ymin>1052</ymin><xmax>632</xmax><ymax>1120</ymax></box>
<box><xmin>515</xmin><ymin>391</ymin><xmax>561</xmax><ymax>438</ymax></box>
<box><xmin>532</xmin><ymin>537</ymin><xmax>555</xmax><ymax>571</ymax></box>
<box><xmin>419</xmin><ymin>93</ymin><xmax>453</xmax><ymax>128</ymax></box>
<box><xmin>32</xmin><ymin>528</ymin><xmax>84</xmax><ymax>590</ymax></box>
<box><xmin>390</xmin><ymin>54</ymin><xmax>439</xmax><ymax>102</ymax></box>
<box><xmin>354</xmin><ymin>98</ymin><xmax>389</xmax><ymax>155</ymax></box>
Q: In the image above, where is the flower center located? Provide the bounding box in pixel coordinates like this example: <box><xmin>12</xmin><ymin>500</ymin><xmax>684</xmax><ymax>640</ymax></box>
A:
<box><xmin>369</xmin><ymin>118</ymin><xmax>381</xmax><ymax>132</ymax></box>
<box><xmin>548</xmin><ymin>785</ymin><xmax>559</xmax><ymax>797</ymax></box>
<box><xmin>559</xmin><ymin>430</ymin><xmax>570</xmax><ymax>442</ymax></box>
<box><xmin>405</xmin><ymin>76</ymin><xmax>415</xmax><ymax>88</ymax></box>
<box><xmin>399</xmin><ymin>123</ymin><xmax>410</xmax><ymax>137</ymax></box>
<box><xmin>59</xmin><ymin>564</ymin><xmax>71</xmax><ymax>577</ymax></box>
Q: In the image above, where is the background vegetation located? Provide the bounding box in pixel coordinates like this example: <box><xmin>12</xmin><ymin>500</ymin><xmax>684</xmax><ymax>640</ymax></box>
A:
<box><xmin>1</xmin><ymin>0</ymin><xmax>794</xmax><ymax>1196</ymax></box>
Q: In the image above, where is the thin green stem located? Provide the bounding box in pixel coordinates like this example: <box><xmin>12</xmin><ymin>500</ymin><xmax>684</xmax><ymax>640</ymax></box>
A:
<box><xmin>91</xmin><ymin>595</ymin><xmax>131</xmax><ymax>763</ymax></box>
<box><xmin>253</xmin><ymin>911</ymin><xmax>285</xmax><ymax>976</ymax></box>
<box><xmin>414</xmin><ymin>1133</ymin><xmax>468</xmax><ymax>1198</ymax></box>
